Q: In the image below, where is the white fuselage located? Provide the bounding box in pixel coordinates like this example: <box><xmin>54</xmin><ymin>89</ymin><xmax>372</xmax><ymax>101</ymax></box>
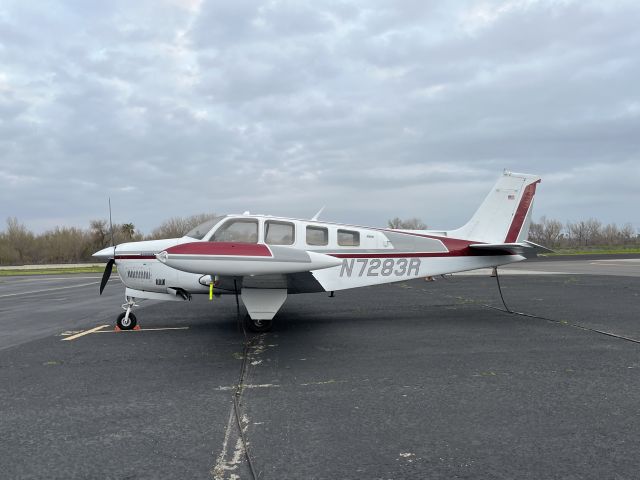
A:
<box><xmin>94</xmin><ymin>214</ymin><xmax>524</xmax><ymax>300</ymax></box>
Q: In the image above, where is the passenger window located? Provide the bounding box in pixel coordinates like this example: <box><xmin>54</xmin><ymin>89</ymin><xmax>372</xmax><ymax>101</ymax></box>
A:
<box><xmin>211</xmin><ymin>219</ymin><xmax>259</xmax><ymax>243</ymax></box>
<box><xmin>265</xmin><ymin>221</ymin><xmax>295</xmax><ymax>245</ymax></box>
<box><xmin>338</xmin><ymin>229</ymin><xmax>360</xmax><ymax>246</ymax></box>
<box><xmin>306</xmin><ymin>226</ymin><xmax>328</xmax><ymax>246</ymax></box>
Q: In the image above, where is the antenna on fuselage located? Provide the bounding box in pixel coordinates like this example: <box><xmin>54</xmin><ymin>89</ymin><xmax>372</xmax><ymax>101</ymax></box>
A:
<box><xmin>311</xmin><ymin>206</ymin><xmax>325</xmax><ymax>221</ymax></box>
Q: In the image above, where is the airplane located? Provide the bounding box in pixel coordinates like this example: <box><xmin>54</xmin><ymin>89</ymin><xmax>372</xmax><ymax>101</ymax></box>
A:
<box><xmin>93</xmin><ymin>171</ymin><xmax>550</xmax><ymax>332</ymax></box>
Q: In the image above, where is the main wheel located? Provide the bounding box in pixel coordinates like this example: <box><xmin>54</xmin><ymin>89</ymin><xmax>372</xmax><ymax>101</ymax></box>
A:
<box><xmin>116</xmin><ymin>312</ymin><xmax>137</xmax><ymax>330</ymax></box>
<box><xmin>244</xmin><ymin>314</ymin><xmax>273</xmax><ymax>333</ymax></box>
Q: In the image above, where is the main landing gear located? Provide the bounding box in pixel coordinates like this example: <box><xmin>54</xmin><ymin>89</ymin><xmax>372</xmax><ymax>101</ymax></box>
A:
<box><xmin>116</xmin><ymin>298</ymin><xmax>139</xmax><ymax>330</ymax></box>
<box><xmin>240</xmin><ymin>288</ymin><xmax>286</xmax><ymax>334</ymax></box>
<box><xmin>243</xmin><ymin>314</ymin><xmax>273</xmax><ymax>333</ymax></box>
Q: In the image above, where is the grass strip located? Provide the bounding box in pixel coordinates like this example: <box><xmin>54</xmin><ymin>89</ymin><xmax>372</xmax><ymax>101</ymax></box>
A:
<box><xmin>0</xmin><ymin>266</ymin><xmax>116</xmax><ymax>276</ymax></box>
<box><xmin>546</xmin><ymin>247</ymin><xmax>640</xmax><ymax>256</ymax></box>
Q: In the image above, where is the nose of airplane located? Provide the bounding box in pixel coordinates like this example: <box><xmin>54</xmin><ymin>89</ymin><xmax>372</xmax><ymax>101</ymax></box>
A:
<box><xmin>93</xmin><ymin>246</ymin><xmax>115</xmax><ymax>260</ymax></box>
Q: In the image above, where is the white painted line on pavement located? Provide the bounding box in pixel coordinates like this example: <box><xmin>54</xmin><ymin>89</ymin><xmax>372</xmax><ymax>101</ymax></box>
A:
<box><xmin>95</xmin><ymin>327</ymin><xmax>190</xmax><ymax>333</ymax></box>
<box><xmin>590</xmin><ymin>262</ymin><xmax>640</xmax><ymax>267</ymax></box>
<box><xmin>453</xmin><ymin>269</ymin><xmax>565</xmax><ymax>276</ymax></box>
<box><xmin>61</xmin><ymin>325</ymin><xmax>110</xmax><ymax>341</ymax></box>
<box><xmin>0</xmin><ymin>282</ymin><xmax>101</xmax><ymax>298</ymax></box>
<box><xmin>591</xmin><ymin>259</ymin><xmax>640</xmax><ymax>264</ymax></box>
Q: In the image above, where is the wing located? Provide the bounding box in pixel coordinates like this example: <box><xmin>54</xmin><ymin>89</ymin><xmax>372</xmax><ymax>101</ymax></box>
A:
<box><xmin>157</xmin><ymin>242</ymin><xmax>342</xmax><ymax>277</ymax></box>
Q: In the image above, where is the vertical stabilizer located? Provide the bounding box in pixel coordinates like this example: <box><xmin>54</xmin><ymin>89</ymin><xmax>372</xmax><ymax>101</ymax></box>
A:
<box><xmin>447</xmin><ymin>171</ymin><xmax>541</xmax><ymax>243</ymax></box>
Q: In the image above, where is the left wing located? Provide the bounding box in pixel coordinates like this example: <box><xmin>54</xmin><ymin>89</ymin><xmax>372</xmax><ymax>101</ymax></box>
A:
<box><xmin>156</xmin><ymin>242</ymin><xmax>342</xmax><ymax>276</ymax></box>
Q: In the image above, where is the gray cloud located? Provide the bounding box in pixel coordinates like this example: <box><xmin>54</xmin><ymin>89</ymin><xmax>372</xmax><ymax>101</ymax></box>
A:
<box><xmin>0</xmin><ymin>0</ymin><xmax>639</xmax><ymax>234</ymax></box>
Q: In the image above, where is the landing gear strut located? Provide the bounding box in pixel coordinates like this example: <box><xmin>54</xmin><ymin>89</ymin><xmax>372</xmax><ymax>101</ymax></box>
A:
<box><xmin>239</xmin><ymin>288</ymin><xmax>286</xmax><ymax>333</ymax></box>
<box><xmin>243</xmin><ymin>314</ymin><xmax>272</xmax><ymax>333</ymax></box>
<box><xmin>117</xmin><ymin>297</ymin><xmax>138</xmax><ymax>330</ymax></box>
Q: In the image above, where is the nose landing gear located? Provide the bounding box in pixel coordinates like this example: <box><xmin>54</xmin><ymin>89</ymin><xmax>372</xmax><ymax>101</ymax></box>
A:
<box><xmin>239</xmin><ymin>288</ymin><xmax>285</xmax><ymax>333</ymax></box>
<box><xmin>116</xmin><ymin>298</ymin><xmax>139</xmax><ymax>330</ymax></box>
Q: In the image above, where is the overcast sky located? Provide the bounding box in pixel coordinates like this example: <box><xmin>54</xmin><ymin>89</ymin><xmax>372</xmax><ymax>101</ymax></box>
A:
<box><xmin>1</xmin><ymin>0</ymin><xmax>639</xmax><ymax>234</ymax></box>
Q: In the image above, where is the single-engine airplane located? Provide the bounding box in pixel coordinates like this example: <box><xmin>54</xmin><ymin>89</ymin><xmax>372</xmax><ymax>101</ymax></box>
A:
<box><xmin>94</xmin><ymin>171</ymin><xmax>550</xmax><ymax>332</ymax></box>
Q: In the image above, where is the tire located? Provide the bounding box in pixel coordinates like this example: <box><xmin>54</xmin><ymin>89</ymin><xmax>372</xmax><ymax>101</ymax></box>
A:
<box><xmin>116</xmin><ymin>311</ymin><xmax>137</xmax><ymax>330</ymax></box>
<box><xmin>244</xmin><ymin>314</ymin><xmax>272</xmax><ymax>333</ymax></box>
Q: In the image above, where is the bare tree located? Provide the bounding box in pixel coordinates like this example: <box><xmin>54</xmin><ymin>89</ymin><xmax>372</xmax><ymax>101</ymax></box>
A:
<box><xmin>5</xmin><ymin>217</ymin><xmax>34</xmax><ymax>264</ymax></box>
<box><xmin>601</xmin><ymin>223</ymin><xmax>620</xmax><ymax>245</ymax></box>
<box><xmin>542</xmin><ymin>218</ymin><xmax>563</xmax><ymax>247</ymax></box>
<box><xmin>529</xmin><ymin>216</ymin><xmax>564</xmax><ymax>247</ymax></box>
<box><xmin>585</xmin><ymin>218</ymin><xmax>602</xmax><ymax>246</ymax></box>
<box><xmin>90</xmin><ymin>219</ymin><xmax>109</xmax><ymax>249</ymax></box>
<box><xmin>567</xmin><ymin>220</ymin><xmax>588</xmax><ymax>246</ymax></box>
<box><xmin>528</xmin><ymin>220</ymin><xmax>544</xmax><ymax>244</ymax></box>
<box><xmin>620</xmin><ymin>223</ymin><xmax>636</xmax><ymax>244</ymax></box>
<box><xmin>387</xmin><ymin>217</ymin><xmax>427</xmax><ymax>230</ymax></box>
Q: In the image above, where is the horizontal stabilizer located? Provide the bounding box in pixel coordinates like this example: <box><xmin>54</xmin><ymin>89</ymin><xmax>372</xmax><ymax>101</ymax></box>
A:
<box><xmin>522</xmin><ymin>240</ymin><xmax>554</xmax><ymax>253</ymax></box>
<box><xmin>469</xmin><ymin>241</ymin><xmax>553</xmax><ymax>257</ymax></box>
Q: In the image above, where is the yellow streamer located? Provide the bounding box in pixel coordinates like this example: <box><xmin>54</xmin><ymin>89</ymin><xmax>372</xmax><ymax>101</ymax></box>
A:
<box><xmin>209</xmin><ymin>282</ymin><xmax>213</xmax><ymax>300</ymax></box>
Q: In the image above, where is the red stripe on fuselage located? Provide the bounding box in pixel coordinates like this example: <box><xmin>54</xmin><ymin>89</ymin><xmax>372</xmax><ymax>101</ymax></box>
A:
<box><xmin>115</xmin><ymin>234</ymin><xmax>509</xmax><ymax>263</ymax></box>
<box><xmin>164</xmin><ymin>242</ymin><xmax>272</xmax><ymax>257</ymax></box>
<box><xmin>329</xmin><ymin>238</ymin><xmax>508</xmax><ymax>258</ymax></box>
<box><xmin>330</xmin><ymin>250</ymin><xmax>507</xmax><ymax>259</ymax></box>
<box><xmin>331</xmin><ymin>252</ymin><xmax>495</xmax><ymax>259</ymax></box>
<box><xmin>504</xmin><ymin>181</ymin><xmax>539</xmax><ymax>243</ymax></box>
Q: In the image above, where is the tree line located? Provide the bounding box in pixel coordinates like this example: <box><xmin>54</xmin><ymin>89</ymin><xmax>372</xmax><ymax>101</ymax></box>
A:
<box><xmin>0</xmin><ymin>214</ymin><xmax>637</xmax><ymax>266</ymax></box>
<box><xmin>388</xmin><ymin>216</ymin><xmax>638</xmax><ymax>249</ymax></box>
<box><xmin>528</xmin><ymin>216</ymin><xmax>637</xmax><ymax>249</ymax></box>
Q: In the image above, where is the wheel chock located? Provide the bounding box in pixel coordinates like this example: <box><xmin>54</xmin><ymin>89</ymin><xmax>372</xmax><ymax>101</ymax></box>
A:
<box><xmin>114</xmin><ymin>325</ymin><xmax>142</xmax><ymax>332</ymax></box>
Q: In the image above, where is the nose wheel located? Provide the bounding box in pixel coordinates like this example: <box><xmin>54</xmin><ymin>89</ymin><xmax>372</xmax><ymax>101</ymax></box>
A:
<box><xmin>116</xmin><ymin>311</ymin><xmax>137</xmax><ymax>330</ymax></box>
<box><xmin>116</xmin><ymin>297</ymin><xmax>139</xmax><ymax>330</ymax></box>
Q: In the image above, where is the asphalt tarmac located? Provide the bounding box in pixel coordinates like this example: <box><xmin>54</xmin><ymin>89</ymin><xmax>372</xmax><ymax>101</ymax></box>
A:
<box><xmin>1</xmin><ymin>257</ymin><xmax>639</xmax><ymax>479</ymax></box>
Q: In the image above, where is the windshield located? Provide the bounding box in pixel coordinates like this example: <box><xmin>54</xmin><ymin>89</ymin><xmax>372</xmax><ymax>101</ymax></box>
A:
<box><xmin>185</xmin><ymin>216</ymin><xmax>227</xmax><ymax>240</ymax></box>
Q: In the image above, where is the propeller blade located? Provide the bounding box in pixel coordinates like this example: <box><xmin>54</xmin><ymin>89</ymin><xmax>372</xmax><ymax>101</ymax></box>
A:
<box><xmin>99</xmin><ymin>258</ymin><xmax>115</xmax><ymax>295</ymax></box>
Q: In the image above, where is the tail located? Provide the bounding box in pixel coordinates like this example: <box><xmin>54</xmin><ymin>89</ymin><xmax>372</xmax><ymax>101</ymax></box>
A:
<box><xmin>447</xmin><ymin>171</ymin><xmax>541</xmax><ymax>243</ymax></box>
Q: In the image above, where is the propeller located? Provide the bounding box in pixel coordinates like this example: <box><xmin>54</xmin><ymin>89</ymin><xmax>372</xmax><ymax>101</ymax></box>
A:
<box><xmin>99</xmin><ymin>258</ymin><xmax>115</xmax><ymax>294</ymax></box>
<box><xmin>99</xmin><ymin>198</ymin><xmax>116</xmax><ymax>295</ymax></box>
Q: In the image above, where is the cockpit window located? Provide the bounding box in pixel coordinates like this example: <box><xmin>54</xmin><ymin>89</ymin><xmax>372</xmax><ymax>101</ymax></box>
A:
<box><xmin>211</xmin><ymin>219</ymin><xmax>259</xmax><ymax>243</ymax></box>
<box><xmin>185</xmin><ymin>216</ymin><xmax>227</xmax><ymax>240</ymax></box>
